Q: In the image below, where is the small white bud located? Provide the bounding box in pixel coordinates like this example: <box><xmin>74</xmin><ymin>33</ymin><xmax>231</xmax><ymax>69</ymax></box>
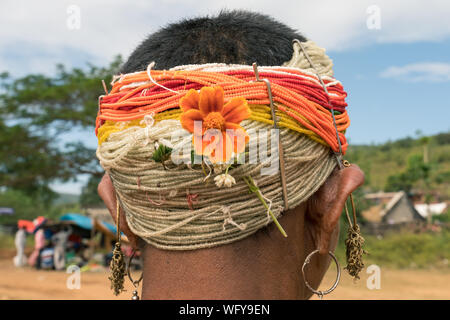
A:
<box><xmin>214</xmin><ymin>173</ymin><xmax>236</xmax><ymax>188</ymax></box>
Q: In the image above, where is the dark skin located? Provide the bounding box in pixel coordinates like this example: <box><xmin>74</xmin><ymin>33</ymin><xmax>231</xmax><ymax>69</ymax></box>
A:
<box><xmin>98</xmin><ymin>164</ymin><xmax>364</xmax><ymax>299</ymax></box>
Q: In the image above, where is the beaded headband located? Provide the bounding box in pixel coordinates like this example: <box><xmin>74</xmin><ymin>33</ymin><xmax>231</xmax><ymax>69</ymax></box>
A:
<box><xmin>95</xmin><ymin>40</ymin><xmax>350</xmax><ymax>250</ymax></box>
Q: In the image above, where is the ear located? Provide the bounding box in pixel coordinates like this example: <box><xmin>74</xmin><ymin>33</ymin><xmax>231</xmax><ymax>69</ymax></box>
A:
<box><xmin>306</xmin><ymin>164</ymin><xmax>364</xmax><ymax>254</ymax></box>
<box><xmin>97</xmin><ymin>173</ymin><xmax>139</xmax><ymax>249</ymax></box>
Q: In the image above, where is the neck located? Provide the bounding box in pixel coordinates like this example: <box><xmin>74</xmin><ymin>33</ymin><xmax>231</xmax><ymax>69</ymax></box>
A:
<box><xmin>140</xmin><ymin>203</ymin><xmax>336</xmax><ymax>300</ymax></box>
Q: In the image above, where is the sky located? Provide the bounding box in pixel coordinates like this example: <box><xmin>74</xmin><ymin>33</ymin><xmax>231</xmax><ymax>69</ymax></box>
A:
<box><xmin>1</xmin><ymin>0</ymin><xmax>449</xmax><ymax>194</ymax></box>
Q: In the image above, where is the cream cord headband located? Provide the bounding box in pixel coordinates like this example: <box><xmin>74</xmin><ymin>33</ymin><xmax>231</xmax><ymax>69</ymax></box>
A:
<box><xmin>96</xmin><ymin>40</ymin><xmax>347</xmax><ymax>250</ymax></box>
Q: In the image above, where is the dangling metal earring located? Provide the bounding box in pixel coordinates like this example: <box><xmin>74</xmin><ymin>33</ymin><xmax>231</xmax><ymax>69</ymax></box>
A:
<box><xmin>294</xmin><ymin>38</ymin><xmax>367</xmax><ymax>283</ymax></box>
<box><xmin>109</xmin><ymin>197</ymin><xmax>126</xmax><ymax>296</ymax></box>
<box><xmin>302</xmin><ymin>249</ymin><xmax>341</xmax><ymax>300</ymax></box>
<box><xmin>342</xmin><ymin>161</ymin><xmax>367</xmax><ymax>280</ymax></box>
<box><xmin>127</xmin><ymin>250</ymin><xmax>143</xmax><ymax>300</ymax></box>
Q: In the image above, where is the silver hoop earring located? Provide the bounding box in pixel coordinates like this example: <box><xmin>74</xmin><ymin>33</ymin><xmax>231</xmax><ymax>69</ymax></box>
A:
<box><xmin>301</xmin><ymin>249</ymin><xmax>341</xmax><ymax>300</ymax></box>
<box><xmin>127</xmin><ymin>250</ymin><xmax>143</xmax><ymax>300</ymax></box>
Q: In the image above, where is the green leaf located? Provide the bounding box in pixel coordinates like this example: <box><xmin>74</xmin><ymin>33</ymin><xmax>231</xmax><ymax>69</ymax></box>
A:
<box><xmin>152</xmin><ymin>144</ymin><xmax>173</xmax><ymax>163</ymax></box>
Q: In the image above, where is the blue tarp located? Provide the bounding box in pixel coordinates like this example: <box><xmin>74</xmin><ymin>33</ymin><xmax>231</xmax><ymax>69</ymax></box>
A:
<box><xmin>60</xmin><ymin>213</ymin><xmax>92</xmax><ymax>230</ymax></box>
<box><xmin>59</xmin><ymin>213</ymin><xmax>117</xmax><ymax>234</ymax></box>
<box><xmin>102</xmin><ymin>221</ymin><xmax>118</xmax><ymax>235</ymax></box>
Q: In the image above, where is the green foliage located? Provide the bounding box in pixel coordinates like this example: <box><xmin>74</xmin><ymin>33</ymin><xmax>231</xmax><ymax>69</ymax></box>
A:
<box><xmin>435</xmin><ymin>152</ymin><xmax>450</xmax><ymax>164</ymax></box>
<box><xmin>53</xmin><ymin>193</ymin><xmax>80</xmax><ymax>205</ymax></box>
<box><xmin>47</xmin><ymin>202</ymin><xmax>83</xmax><ymax>220</ymax></box>
<box><xmin>434</xmin><ymin>171</ymin><xmax>450</xmax><ymax>184</ymax></box>
<box><xmin>0</xmin><ymin>233</ymin><xmax>34</xmax><ymax>249</ymax></box>
<box><xmin>0</xmin><ymin>57</ymin><xmax>123</xmax><ymax>200</ymax></box>
<box><xmin>363</xmin><ymin>230</ymin><xmax>450</xmax><ymax>268</ymax></box>
<box><xmin>434</xmin><ymin>132</ymin><xmax>450</xmax><ymax>145</ymax></box>
<box><xmin>80</xmin><ymin>175</ymin><xmax>103</xmax><ymax>208</ymax></box>
<box><xmin>152</xmin><ymin>144</ymin><xmax>173</xmax><ymax>169</ymax></box>
<box><xmin>0</xmin><ymin>121</ymin><xmax>68</xmax><ymax>202</ymax></box>
<box><xmin>384</xmin><ymin>154</ymin><xmax>430</xmax><ymax>192</ymax></box>
<box><xmin>432</xmin><ymin>207</ymin><xmax>450</xmax><ymax>223</ymax></box>
<box><xmin>0</xmin><ymin>189</ymin><xmax>42</xmax><ymax>225</ymax></box>
<box><xmin>345</xmin><ymin>131</ymin><xmax>450</xmax><ymax>199</ymax></box>
<box><xmin>0</xmin><ymin>189</ymin><xmax>80</xmax><ymax>225</ymax></box>
<box><xmin>0</xmin><ymin>57</ymin><xmax>122</xmax><ymax>128</ymax></box>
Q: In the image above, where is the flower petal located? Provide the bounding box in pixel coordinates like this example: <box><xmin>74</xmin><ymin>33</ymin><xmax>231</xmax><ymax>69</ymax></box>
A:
<box><xmin>222</xmin><ymin>97</ymin><xmax>251</xmax><ymax>124</ymax></box>
<box><xmin>199</xmin><ymin>86</ymin><xmax>224</xmax><ymax>116</ymax></box>
<box><xmin>225</xmin><ymin>123</ymin><xmax>249</xmax><ymax>154</ymax></box>
<box><xmin>180</xmin><ymin>89</ymin><xmax>200</xmax><ymax>112</ymax></box>
<box><xmin>193</xmin><ymin>134</ymin><xmax>212</xmax><ymax>156</ymax></box>
<box><xmin>209</xmin><ymin>132</ymin><xmax>233</xmax><ymax>163</ymax></box>
<box><xmin>224</xmin><ymin>122</ymin><xmax>244</xmax><ymax>131</ymax></box>
<box><xmin>195</xmin><ymin>128</ymin><xmax>221</xmax><ymax>156</ymax></box>
<box><xmin>180</xmin><ymin>109</ymin><xmax>203</xmax><ymax>133</ymax></box>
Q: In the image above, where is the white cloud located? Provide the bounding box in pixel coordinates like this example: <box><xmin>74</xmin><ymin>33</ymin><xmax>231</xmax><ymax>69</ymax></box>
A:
<box><xmin>50</xmin><ymin>175</ymin><xmax>89</xmax><ymax>195</ymax></box>
<box><xmin>0</xmin><ymin>0</ymin><xmax>450</xmax><ymax>74</ymax></box>
<box><xmin>380</xmin><ymin>62</ymin><xmax>450</xmax><ymax>82</ymax></box>
<box><xmin>166</xmin><ymin>0</ymin><xmax>450</xmax><ymax>50</ymax></box>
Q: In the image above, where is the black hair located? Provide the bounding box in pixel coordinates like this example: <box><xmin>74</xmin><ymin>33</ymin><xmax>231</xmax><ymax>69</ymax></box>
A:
<box><xmin>121</xmin><ymin>10</ymin><xmax>306</xmax><ymax>73</ymax></box>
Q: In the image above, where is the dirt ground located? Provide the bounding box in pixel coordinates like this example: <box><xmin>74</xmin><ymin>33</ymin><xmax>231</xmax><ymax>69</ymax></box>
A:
<box><xmin>0</xmin><ymin>252</ymin><xmax>449</xmax><ymax>300</ymax></box>
<box><xmin>313</xmin><ymin>264</ymin><xmax>450</xmax><ymax>300</ymax></box>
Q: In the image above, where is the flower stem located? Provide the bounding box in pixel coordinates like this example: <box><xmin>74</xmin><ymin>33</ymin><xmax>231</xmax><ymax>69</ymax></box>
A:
<box><xmin>201</xmin><ymin>161</ymin><xmax>208</xmax><ymax>177</ymax></box>
<box><xmin>243</xmin><ymin>176</ymin><xmax>288</xmax><ymax>237</ymax></box>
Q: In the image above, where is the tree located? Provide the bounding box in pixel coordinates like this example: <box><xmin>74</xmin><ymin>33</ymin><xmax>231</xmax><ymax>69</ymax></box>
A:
<box><xmin>384</xmin><ymin>154</ymin><xmax>430</xmax><ymax>193</ymax></box>
<box><xmin>0</xmin><ymin>120</ymin><xmax>69</xmax><ymax>203</ymax></box>
<box><xmin>0</xmin><ymin>56</ymin><xmax>122</xmax><ymax>201</ymax></box>
<box><xmin>79</xmin><ymin>175</ymin><xmax>103</xmax><ymax>208</ymax></box>
<box><xmin>434</xmin><ymin>132</ymin><xmax>450</xmax><ymax>145</ymax></box>
<box><xmin>0</xmin><ymin>189</ymin><xmax>44</xmax><ymax>225</ymax></box>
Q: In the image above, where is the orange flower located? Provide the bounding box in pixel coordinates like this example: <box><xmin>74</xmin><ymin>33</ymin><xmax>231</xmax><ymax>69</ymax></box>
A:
<box><xmin>180</xmin><ymin>86</ymin><xmax>250</xmax><ymax>163</ymax></box>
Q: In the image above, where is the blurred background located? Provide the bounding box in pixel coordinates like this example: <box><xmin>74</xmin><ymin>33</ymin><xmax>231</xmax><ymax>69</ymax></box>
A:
<box><xmin>0</xmin><ymin>0</ymin><xmax>449</xmax><ymax>299</ymax></box>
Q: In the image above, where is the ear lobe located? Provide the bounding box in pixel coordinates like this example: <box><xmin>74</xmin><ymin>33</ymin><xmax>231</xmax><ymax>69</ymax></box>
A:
<box><xmin>307</xmin><ymin>164</ymin><xmax>364</xmax><ymax>254</ymax></box>
<box><xmin>97</xmin><ymin>173</ymin><xmax>139</xmax><ymax>249</ymax></box>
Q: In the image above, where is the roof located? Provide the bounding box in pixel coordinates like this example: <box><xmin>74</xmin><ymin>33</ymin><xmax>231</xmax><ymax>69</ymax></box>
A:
<box><xmin>414</xmin><ymin>203</ymin><xmax>448</xmax><ymax>218</ymax></box>
<box><xmin>380</xmin><ymin>191</ymin><xmax>406</xmax><ymax>218</ymax></box>
<box><xmin>59</xmin><ymin>213</ymin><xmax>117</xmax><ymax>234</ymax></box>
<box><xmin>364</xmin><ymin>192</ymin><xmax>401</xmax><ymax>200</ymax></box>
<box><xmin>361</xmin><ymin>204</ymin><xmax>384</xmax><ymax>223</ymax></box>
<box><xmin>362</xmin><ymin>191</ymin><xmax>425</xmax><ymax>223</ymax></box>
<box><xmin>85</xmin><ymin>206</ymin><xmax>114</xmax><ymax>224</ymax></box>
<box><xmin>52</xmin><ymin>213</ymin><xmax>128</xmax><ymax>243</ymax></box>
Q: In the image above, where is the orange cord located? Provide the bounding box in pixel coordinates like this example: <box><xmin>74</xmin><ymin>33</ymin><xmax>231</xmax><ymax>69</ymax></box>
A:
<box><xmin>96</xmin><ymin>69</ymin><xmax>349</xmax><ymax>153</ymax></box>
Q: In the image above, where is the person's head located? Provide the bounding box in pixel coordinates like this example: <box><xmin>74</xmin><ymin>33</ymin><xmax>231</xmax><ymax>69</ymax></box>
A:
<box><xmin>120</xmin><ymin>10</ymin><xmax>306</xmax><ymax>72</ymax></box>
<box><xmin>97</xmin><ymin>10</ymin><xmax>364</xmax><ymax>299</ymax></box>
